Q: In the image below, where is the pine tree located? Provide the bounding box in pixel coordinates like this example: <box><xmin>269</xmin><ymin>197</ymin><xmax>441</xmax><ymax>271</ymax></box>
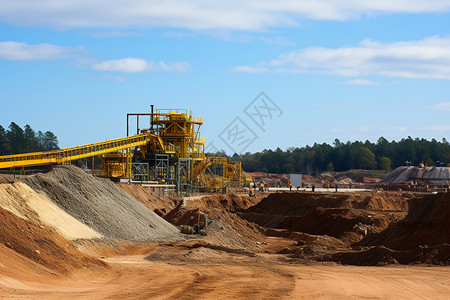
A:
<box><xmin>0</xmin><ymin>125</ymin><xmax>10</xmax><ymax>155</ymax></box>
<box><xmin>6</xmin><ymin>122</ymin><xmax>25</xmax><ymax>154</ymax></box>
<box><xmin>43</xmin><ymin>131</ymin><xmax>59</xmax><ymax>150</ymax></box>
<box><xmin>24</xmin><ymin>124</ymin><xmax>39</xmax><ymax>152</ymax></box>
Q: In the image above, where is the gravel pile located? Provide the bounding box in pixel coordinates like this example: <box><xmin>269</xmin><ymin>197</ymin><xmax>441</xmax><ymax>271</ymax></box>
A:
<box><xmin>22</xmin><ymin>166</ymin><xmax>179</xmax><ymax>242</ymax></box>
<box><xmin>379</xmin><ymin>166</ymin><xmax>450</xmax><ymax>184</ymax></box>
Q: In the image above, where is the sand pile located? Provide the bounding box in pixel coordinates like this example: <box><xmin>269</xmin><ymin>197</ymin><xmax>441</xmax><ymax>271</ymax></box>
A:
<box><xmin>22</xmin><ymin>166</ymin><xmax>180</xmax><ymax>242</ymax></box>
<box><xmin>0</xmin><ymin>176</ymin><xmax>13</xmax><ymax>184</ymax></box>
<box><xmin>380</xmin><ymin>166</ymin><xmax>450</xmax><ymax>184</ymax></box>
<box><xmin>117</xmin><ymin>183</ymin><xmax>176</xmax><ymax>215</ymax></box>
<box><xmin>0</xmin><ymin>206</ymin><xmax>105</xmax><ymax>274</ymax></box>
<box><xmin>0</xmin><ymin>181</ymin><xmax>102</xmax><ymax>240</ymax></box>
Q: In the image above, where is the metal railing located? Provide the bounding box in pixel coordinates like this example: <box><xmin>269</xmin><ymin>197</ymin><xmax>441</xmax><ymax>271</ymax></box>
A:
<box><xmin>0</xmin><ymin>133</ymin><xmax>154</xmax><ymax>169</ymax></box>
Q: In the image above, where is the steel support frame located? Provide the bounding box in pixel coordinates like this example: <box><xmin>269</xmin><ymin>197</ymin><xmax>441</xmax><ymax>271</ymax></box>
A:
<box><xmin>132</xmin><ymin>162</ymin><xmax>149</xmax><ymax>182</ymax></box>
<box><xmin>155</xmin><ymin>154</ymin><xmax>170</xmax><ymax>179</ymax></box>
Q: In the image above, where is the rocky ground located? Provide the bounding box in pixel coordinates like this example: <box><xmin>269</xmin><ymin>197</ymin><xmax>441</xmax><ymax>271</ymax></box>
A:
<box><xmin>0</xmin><ymin>166</ymin><xmax>449</xmax><ymax>299</ymax></box>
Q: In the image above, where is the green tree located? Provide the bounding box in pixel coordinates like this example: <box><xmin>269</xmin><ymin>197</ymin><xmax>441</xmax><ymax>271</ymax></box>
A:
<box><xmin>24</xmin><ymin>124</ymin><xmax>39</xmax><ymax>152</ymax></box>
<box><xmin>283</xmin><ymin>163</ymin><xmax>294</xmax><ymax>174</ymax></box>
<box><xmin>6</xmin><ymin>122</ymin><xmax>24</xmax><ymax>154</ymax></box>
<box><xmin>378</xmin><ymin>156</ymin><xmax>392</xmax><ymax>172</ymax></box>
<box><xmin>357</xmin><ymin>147</ymin><xmax>377</xmax><ymax>169</ymax></box>
<box><xmin>333</xmin><ymin>138</ymin><xmax>343</xmax><ymax>148</ymax></box>
<box><xmin>37</xmin><ymin>131</ymin><xmax>45</xmax><ymax>150</ymax></box>
<box><xmin>0</xmin><ymin>125</ymin><xmax>10</xmax><ymax>155</ymax></box>
<box><xmin>43</xmin><ymin>131</ymin><xmax>59</xmax><ymax>150</ymax></box>
<box><xmin>233</xmin><ymin>136</ymin><xmax>450</xmax><ymax>174</ymax></box>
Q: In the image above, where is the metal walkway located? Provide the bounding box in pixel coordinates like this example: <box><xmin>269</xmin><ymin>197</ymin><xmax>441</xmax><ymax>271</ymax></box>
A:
<box><xmin>0</xmin><ymin>133</ymin><xmax>162</xmax><ymax>169</ymax></box>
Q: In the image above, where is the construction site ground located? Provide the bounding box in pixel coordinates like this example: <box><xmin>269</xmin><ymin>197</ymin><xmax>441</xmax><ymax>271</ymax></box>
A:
<box><xmin>0</xmin><ymin>166</ymin><xmax>449</xmax><ymax>299</ymax></box>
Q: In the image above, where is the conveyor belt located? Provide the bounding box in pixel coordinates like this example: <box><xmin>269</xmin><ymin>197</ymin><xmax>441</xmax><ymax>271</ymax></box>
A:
<box><xmin>0</xmin><ymin>133</ymin><xmax>163</xmax><ymax>169</ymax></box>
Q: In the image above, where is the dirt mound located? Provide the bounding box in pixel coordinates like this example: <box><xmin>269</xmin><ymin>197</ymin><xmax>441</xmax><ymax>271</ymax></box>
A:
<box><xmin>359</xmin><ymin>177</ymin><xmax>380</xmax><ymax>183</ymax></box>
<box><xmin>359</xmin><ymin>192</ymin><xmax>450</xmax><ymax>250</ymax></box>
<box><xmin>243</xmin><ymin>172</ymin><xmax>288</xmax><ymax>180</ymax></box>
<box><xmin>165</xmin><ymin>193</ymin><xmax>266</xmax><ymax>249</ymax></box>
<box><xmin>277</xmin><ymin>231</ymin><xmax>349</xmax><ymax>258</ymax></box>
<box><xmin>239</xmin><ymin>192</ymin><xmax>419</xmax><ymax>264</ymax></box>
<box><xmin>0</xmin><ymin>176</ymin><xmax>13</xmax><ymax>184</ymax></box>
<box><xmin>117</xmin><ymin>183</ymin><xmax>177</xmax><ymax>215</ymax></box>
<box><xmin>0</xmin><ymin>181</ymin><xmax>102</xmax><ymax>240</ymax></box>
<box><xmin>245</xmin><ymin>192</ymin><xmax>409</xmax><ymax>216</ymax></box>
<box><xmin>241</xmin><ymin>192</ymin><xmax>409</xmax><ymax>238</ymax></box>
<box><xmin>144</xmin><ymin>241</ymin><xmax>257</xmax><ymax>265</ymax></box>
<box><xmin>380</xmin><ymin>166</ymin><xmax>450</xmax><ymax>184</ymax></box>
<box><xmin>0</xmin><ymin>206</ymin><xmax>105</xmax><ymax>274</ymax></box>
<box><xmin>21</xmin><ymin>166</ymin><xmax>180</xmax><ymax>242</ymax></box>
<box><xmin>183</xmin><ymin>193</ymin><xmax>263</xmax><ymax>214</ymax></box>
<box><xmin>324</xmin><ymin>192</ymin><xmax>450</xmax><ymax>265</ymax></box>
<box><xmin>0</xmin><ymin>243</ymin><xmax>57</xmax><ymax>279</ymax></box>
<box><xmin>164</xmin><ymin>206</ymin><xmax>208</xmax><ymax>228</ymax></box>
<box><xmin>329</xmin><ymin>244</ymin><xmax>450</xmax><ymax>266</ymax></box>
<box><xmin>278</xmin><ymin>208</ymin><xmax>400</xmax><ymax>238</ymax></box>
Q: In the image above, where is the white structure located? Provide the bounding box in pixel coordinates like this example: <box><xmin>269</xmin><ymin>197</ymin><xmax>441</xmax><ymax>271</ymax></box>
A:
<box><xmin>290</xmin><ymin>174</ymin><xmax>302</xmax><ymax>187</ymax></box>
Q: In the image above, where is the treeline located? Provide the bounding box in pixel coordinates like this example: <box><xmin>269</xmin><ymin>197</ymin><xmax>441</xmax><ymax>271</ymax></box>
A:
<box><xmin>221</xmin><ymin>137</ymin><xmax>450</xmax><ymax>175</ymax></box>
<box><xmin>0</xmin><ymin>122</ymin><xmax>59</xmax><ymax>155</ymax></box>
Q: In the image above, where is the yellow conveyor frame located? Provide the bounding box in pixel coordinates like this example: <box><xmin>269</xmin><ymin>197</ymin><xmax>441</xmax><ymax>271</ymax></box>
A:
<box><xmin>0</xmin><ymin>133</ymin><xmax>164</xmax><ymax>169</ymax></box>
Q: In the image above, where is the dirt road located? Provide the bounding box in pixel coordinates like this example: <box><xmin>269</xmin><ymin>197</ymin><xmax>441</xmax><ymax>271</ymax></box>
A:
<box><xmin>287</xmin><ymin>265</ymin><xmax>449</xmax><ymax>299</ymax></box>
<box><xmin>1</xmin><ymin>250</ymin><xmax>448</xmax><ymax>299</ymax></box>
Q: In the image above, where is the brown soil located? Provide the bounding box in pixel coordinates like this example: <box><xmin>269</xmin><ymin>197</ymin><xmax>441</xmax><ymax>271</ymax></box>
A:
<box><xmin>237</xmin><ymin>191</ymin><xmax>448</xmax><ymax>265</ymax></box>
<box><xmin>246</xmin><ymin>191</ymin><xmax>410</xmax><ymax>215</ymax></box>
<box><xmin>183</xmin><ymin>193</ymin><xmax>265</xmax><ymax>213</ymax></box>
<box><xmin>360</xmin><ymin>192</ymin><xmax>450</xmax><ymax>250</ymax></box>
<box><xmin>1</xmin><ymin>167</ymin><xmax>449</xmax><ymax>298</ymax></box>
<box><xmin>240</xmin><ymin>191</ymin><xmax>409</xmax><ymax>242</ymax></box>
<box><xmin>1</xmin><ymin>243</ymin><xmax>449</xmax><ymax>299</ymax></box>
<box><xmin>117</xmin><ymin>183</ymin><xmax>177</xmax><ymax>215</ymax></box>
<box><xmin>330</xmin><ymin>244</ymin><xmax>450</xmax><ymax>266</ymax></box>
<box><xmin>328</xmin><ymin>192</ymin><xmax>450</xmax><ymax>265</ymax></box>
<box><xmin>0</xmin><ymin>206</ymin><xmax>105</xmax><ymax>275</ymax></box>
<box><xmin>0</xmin><ymin>181</ymin><xmax>102</xmax><ymax>240</ymax></box>
<box><xmin>164</xmin><ymin>193</ymin><xmax>268</xmax><ymax>249</ymax></box>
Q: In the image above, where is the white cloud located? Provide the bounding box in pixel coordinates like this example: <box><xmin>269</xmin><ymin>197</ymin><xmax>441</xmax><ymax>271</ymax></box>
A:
<box><xmin>341</xmin><ymin>79</ymin><xmax>379</xmax><ymax>86</ymax></box>
<box><xmin>0</xmin><ymin>1</ymin><xmax>450</xmax><ymax>30</ymax></box>
<box><xmin>235</xmin><ymin>36</ymin><xmax>450</xmax><ymax>79</ymax></box>
<box><xmin>259</xmin><ymin>36</ymin><xmax>296</xmax><ymax>46</ymax></box>
<box><xmin>419</xmin><ymin>125</ymin><xmax>450</xmax><ymax>133</ymax></box>
<box><xmin>92</xmin><ymin>58</ymin><xmax>190</xmax><ymax>73</ymax></box>
<box><xmin>99</xmin><ymin>75</ymin><xmax>128</xmax><ymax>83</ymax></box>
<box><xmin>433</xmin><ymin>102</ymin><xmax>450</xmax><ymax>112</ymax></box>
<box><xmin>89</xmin><ymin>31</ymin><xmax>142</xmax><ymax>38</ymax></box>
<box><xmin>0</xmin><ymin>41</ymin><xmax>79</xmax><ymax>60</ymax></box>
<box><xmin>233</xmin><ymin>66</ymin><xmax>268</xmax><ymax>73</ymax></box>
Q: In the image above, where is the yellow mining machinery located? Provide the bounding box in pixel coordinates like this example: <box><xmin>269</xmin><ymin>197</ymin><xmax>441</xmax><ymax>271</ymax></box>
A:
<box><xmin>0</xmin><ymin>107</ymin><xmax>245</xmax><ymax>192</ymax></box>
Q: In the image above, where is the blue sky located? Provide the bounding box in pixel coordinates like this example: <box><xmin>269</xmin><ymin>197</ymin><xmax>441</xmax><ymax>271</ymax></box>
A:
<box><xmin>1</xmin><ymin>1</ymin><xmax>450</xmax><ymax>154</ymax></box>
